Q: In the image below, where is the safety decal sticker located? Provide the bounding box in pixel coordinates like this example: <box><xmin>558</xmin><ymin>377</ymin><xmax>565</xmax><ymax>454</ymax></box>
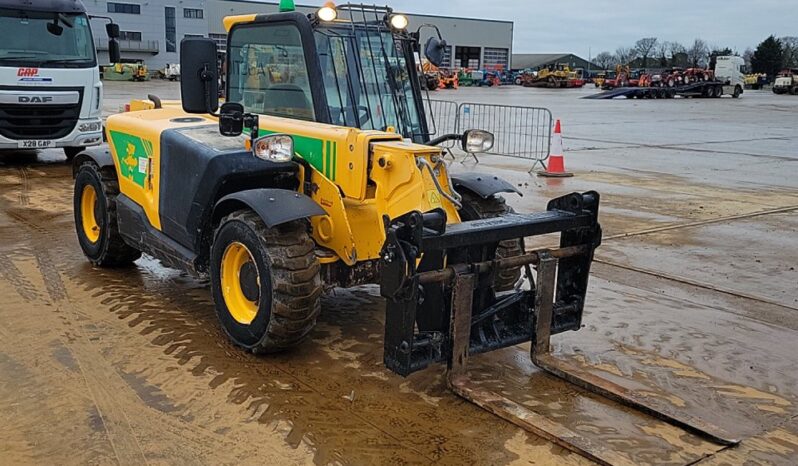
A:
<box><xmin>109</xmin><ymin>130</ymin><xmax>153</xmax><ymax>188</ymax></box>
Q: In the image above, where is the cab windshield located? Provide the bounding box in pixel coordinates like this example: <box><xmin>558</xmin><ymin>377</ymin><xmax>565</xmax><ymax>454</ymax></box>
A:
<box><xmin>0</xmin><ymin>8</ymin><xmax>95</xmax><ymax>68</ymax></box>
<box><xmin>314</xmin><ymin>26</ymin><xmax>424</xmax><ymax>140</ymax></box>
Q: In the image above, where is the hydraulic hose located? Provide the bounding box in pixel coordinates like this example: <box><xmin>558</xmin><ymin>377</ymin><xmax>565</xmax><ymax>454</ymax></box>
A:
<box><xmin>416</xmin><ymin>157</ymin><xmax>462</xmax><ymax>209</ymax></box>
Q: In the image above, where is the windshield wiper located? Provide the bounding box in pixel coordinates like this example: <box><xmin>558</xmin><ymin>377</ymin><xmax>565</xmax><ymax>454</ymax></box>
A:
<box><xmin>39</xmin><ymin>58</ymin><xmax>91</xmax><ymax>64</ymax></box>
<box><xmin>0</xmin><ymin>56</ymin><xmax>40</xmax><ymax>61</ymax></box>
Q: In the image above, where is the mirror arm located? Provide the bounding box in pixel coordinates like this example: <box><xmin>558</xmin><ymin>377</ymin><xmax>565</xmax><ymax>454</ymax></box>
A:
<box><xmin>414</xmin><ymin>23</ymin><xmax>443</xmax><ymax>40</ymax></box>
<box><xmin>244</xmin><ymin>114</ymin><xmax>259</xmax><ymax>140</ymax></box>
<box><xmin>427</xmin><ymin>133</ymin><xmax>461</xmax><ymax>146</ymax></box>
<box><xmin>88</xmin><ymin>14</ymin><xmax>114</xmax><ymax>23</ymax></box>
<box><xmin>200</xmin><ymin>64</ymin><xmax>221</xmax><ymax>117</ymax></box>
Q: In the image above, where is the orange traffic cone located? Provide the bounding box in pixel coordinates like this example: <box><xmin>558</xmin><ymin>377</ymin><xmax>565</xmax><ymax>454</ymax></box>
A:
<box><xmin>538</xmin><ymin>119</ymin><xmax>573</xmax><ymax>177</ymax></box>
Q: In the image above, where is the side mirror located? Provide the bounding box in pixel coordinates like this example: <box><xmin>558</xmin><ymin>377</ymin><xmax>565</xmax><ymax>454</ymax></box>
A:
<box><xmin>219</xmin><ymin>102</ymin><xmax>244</xmax><ymax>136</ymax></box>
<box><xmin>105</xmin><ymin>22</ymin><xmax>120</xmax><ymax>39</ymax></box>
<box><xmin>108</xmin><ymin>40</ymin><xmax>121</xmax><ymax>63</ymax></box>
<box><xmin>47</xmin><ymin>22</ymin><xmax>63</xmax><ymax>36</ymax></box>
<box><xmin>424</xmin><ymin>36</ymin><xmax>447</xmax><ymax>68</ymax></box>
<box><xmin>180</xmin><ymin>37</ymin><xmax>219</xmax><ymax>114</ymax></box>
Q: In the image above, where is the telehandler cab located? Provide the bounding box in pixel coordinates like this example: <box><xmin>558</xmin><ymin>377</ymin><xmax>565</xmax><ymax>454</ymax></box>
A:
<box><xmin>72</xmin><ymin>2</ymin><xmax>737</xmax><ymax>462</ymax></box>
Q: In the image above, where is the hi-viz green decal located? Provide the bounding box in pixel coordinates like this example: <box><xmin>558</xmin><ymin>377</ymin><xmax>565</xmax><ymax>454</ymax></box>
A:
<box><xmin>259</xmin><ymin>129</ymin><xmax>337</xmax><ymax>181</ymax></box>
<box><xmin>108</xmin><ymin>130</ymin><xmax>153</xmax><ymax>188</ymax></box>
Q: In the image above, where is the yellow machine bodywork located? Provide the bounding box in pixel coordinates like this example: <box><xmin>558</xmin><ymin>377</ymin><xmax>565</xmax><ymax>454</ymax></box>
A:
<box><xmin>105</xmin><ymin>105</ymin><xmax>461</xmax><ymax>267</ymax></box>
<box><xmin>538</xmin><ymin>64</ymin><xmax>571</xmax><ymax>80</ymax></box>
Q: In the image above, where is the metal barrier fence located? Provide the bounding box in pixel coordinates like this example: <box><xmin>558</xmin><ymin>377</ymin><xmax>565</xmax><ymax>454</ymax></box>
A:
<box><xmin>425</xmin><ymin>100</ymin><xmax>553</xmax><ymax>171</ymax></box>
<box><xmin>425</xmin><ymin>99</ymin><xmax>460</xmax><ymax>146</ymax></box>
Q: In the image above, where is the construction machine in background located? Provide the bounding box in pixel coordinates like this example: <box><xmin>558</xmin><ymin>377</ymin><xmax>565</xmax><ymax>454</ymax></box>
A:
<box><xmin>420</xmin><ymin>61</ymin><xmax>457</xmax><ymax>90</ymax></box>
<box><xmin>566</xmin><ymin>68</ymin><xmax>586</xmax><ymax>88</ymax></box>
<box><xmin>522</xmin><ymin>64</ymin><xmax>584</xmax><ymax>88</ymax></box>
<box><xmin>70</xmin><ymin>2</ymin><xmax>739</xmax><ymax>462</ymax></box>
<box><xmin>593</xmin><ymin>71</ymin><xmax>608</xmax><ymax>88</ymax></box>
<box><xmin>773</xmin><ymin>69</ymin><xmax>798</xmax><ymax>95</ymax></box>
<box><xmin>590</xmin><ymin>57</ymin><xmax>745</xmax><ymax>99</ymax></box>
<box><xmin>103</xmin><ymin>61</ymin><xmax>149</xmax><ymax>81</ymax></box>
<box><xmin>744</xmin><ymin>73</ymin><xmax>767</xmax><ymax>90</ymax></box>
<box><xmin>601</xmin><ymin>65</ymin><xmax>633</xmax><ymax>89</ymax></box>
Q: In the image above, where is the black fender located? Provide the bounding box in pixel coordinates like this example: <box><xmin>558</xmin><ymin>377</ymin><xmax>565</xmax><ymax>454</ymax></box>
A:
<box><xmin>450</xmin><ymin>172</ymin><xmax>521</xmax><ymax>199</ymax></box>
<box><xmin>72</xmin><ymin>146</ymin><xmax>115</xmax><ymax>177</ymax></box>
<box><xmin>213</xmin><ymin>188</ymin><xmax>326</xmax><ymax>229</ymax></box>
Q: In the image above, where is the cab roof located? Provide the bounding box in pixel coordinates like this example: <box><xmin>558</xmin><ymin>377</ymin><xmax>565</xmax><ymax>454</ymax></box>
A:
<box><xmin>0</xmin><ymin>0</ymin><xmax>86</xmax><ymax>13</ymax></box>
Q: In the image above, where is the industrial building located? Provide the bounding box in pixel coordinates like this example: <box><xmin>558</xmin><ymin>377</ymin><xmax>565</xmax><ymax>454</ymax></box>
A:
<box><xmin>512</xmin><ymin>53</ymin><xmax>598</xmax><ymax>72</ymax></box>
<box><xmin>82</xmin><ymin>0</ymin><xmax>514</xmax><ymax>72</ymax></box>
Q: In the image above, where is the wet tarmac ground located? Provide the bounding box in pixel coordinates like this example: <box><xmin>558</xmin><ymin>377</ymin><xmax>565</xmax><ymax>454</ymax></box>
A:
<box><xmin>1</xmin><ymin>82</ymin><xmax>798</xmax><ymax>464</ymax></box>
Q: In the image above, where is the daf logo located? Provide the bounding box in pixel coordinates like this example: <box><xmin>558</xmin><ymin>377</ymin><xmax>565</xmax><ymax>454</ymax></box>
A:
<box><xmin>18</xmin><ymin>96</ymin><xmax>53</xmax><ymax>103</ymax></box>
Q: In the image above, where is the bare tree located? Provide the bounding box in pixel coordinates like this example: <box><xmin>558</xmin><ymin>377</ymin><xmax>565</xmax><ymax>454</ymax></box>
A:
<box><xmin>634</xmin><ymin>37</ymin><xmax>658</xmax><ymax>67</ymax></box>
<box><xmin>594</xmin><ymin>51</ymin><xmax>615</xmax><ymax>69</ymax></box>
<box><xmin>615</xmin><ymin>46</ymin><xmax>637</xmax><ymax>66</ymax></box>
<box><xmin>687</xmin><ymin>39</ymin><xmax>709</xmax><ymax>67</ymax></box>
<box><xmin>668</xmin><ymin>42</ymin><xmax>688</xmax><ymax>67</ymax></box>
<box><xmin>656</xmin><ymin>41</ymin><xmax>671</xmax><ymax>67</ymax></box>
<box><xmin>669</xmin><ymin>41</ymin><xmax>687</xmax><ymax>56</ymax></box>
<box><xmin>782</xmin><ymin>36</ymin><xmax>798</xmax><ymax>68</ymax></box>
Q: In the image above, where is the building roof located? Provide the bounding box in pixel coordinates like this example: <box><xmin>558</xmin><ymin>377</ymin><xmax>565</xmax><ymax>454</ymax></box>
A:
<box><xmin>1</xmin><ymin>0</ymin><xmax>86</xmax><ymax>13</ymax></box>
<box><xmin>511</xmin><ymin>54</ymin><xmax>574</xmax><ymax>69</ymax></box>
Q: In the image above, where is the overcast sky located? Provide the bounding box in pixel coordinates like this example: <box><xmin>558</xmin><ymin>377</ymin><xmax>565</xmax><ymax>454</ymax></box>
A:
<box><xmin>389</xmin><ymin>0</ymin><xmax>798</xmax><ymax>57</ymax></box>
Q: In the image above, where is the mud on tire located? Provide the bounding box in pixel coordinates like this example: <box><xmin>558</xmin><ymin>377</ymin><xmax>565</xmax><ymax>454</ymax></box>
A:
<box><xmin>457</xmin><ymin>191</ymin><xmax>524</xmax><ymax>292</ymax></box>
<box><xmin>73</xmin><ymin>162</ymin><xmax>142</xmax><ymax>266</ymax></box>
<box><xmin>210</xmin><ymin>210</ymin><xmax>322</xmax><ymax>353</ymax></box>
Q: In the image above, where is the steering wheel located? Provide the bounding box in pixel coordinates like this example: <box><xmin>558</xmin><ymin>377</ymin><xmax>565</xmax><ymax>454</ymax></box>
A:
<box><xmin>330</xmin><ymin>106</ymin><xmax>371</xmax><ymax>127</ymax></box>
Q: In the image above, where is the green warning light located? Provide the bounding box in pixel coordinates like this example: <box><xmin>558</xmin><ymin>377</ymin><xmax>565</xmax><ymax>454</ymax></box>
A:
<box><xmin>279</xmin><ymin>0</ymin><xmax>296</xmax><ymax>12</ymax></box>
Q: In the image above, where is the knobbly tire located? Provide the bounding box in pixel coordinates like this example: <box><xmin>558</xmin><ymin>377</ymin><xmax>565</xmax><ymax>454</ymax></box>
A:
<box><xmin>457</xmin><ymin>191</ymin><xmax>524</xmax><ymax>291</ymax></box>
<box><xmin>210</xmin><ymin>211</ymin><xmax>322</xmax><ymax>353</ymax></box>
<box><xmin>73</xmin><ymin>162</ymin><xmax>142</xmax><ymax>266</ymax></box>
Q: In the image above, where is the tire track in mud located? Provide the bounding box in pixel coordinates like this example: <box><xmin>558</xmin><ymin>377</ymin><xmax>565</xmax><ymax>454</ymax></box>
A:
<box><xmin>2</xmin><ymin>203</ymin><xmax>150</xmax><ymax>466</ymax></box>
<box><xmin>17</xmin><ymin>167</ymin><xmax>30</xmax><ymax>206</ymax></box>
<box><xmin>76</xmin><ymin>268</ymin><xmax>442</xmax><ymax>465</ymax></box>
<box><xmin>0</xmin><ymin>253</ymin><xmax>44</xmax><ymax>302</ymax></box>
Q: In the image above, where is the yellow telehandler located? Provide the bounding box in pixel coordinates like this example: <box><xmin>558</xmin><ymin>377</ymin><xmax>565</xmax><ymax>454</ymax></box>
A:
<box><xmin>71</xmin><ymin>2</ymin><xmax>737</xmax><ymax>462</ymax></box>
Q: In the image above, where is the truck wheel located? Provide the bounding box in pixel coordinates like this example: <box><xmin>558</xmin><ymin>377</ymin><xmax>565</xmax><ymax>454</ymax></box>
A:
<box><xmin>457</xmin><ymin>191</ymin><xmax>523</xmax><ymax>292</ymax></box>
<box><xmin>733</xmin><ymin>85</ymin><xmax>742</xmax><ymax>98</ymax></box>
<box><xmin>210</xmin><ymin>211</ymin><xmax>322</xmax><ymax>353</ymax></box>
<box><xmin>73</xmin><ymin>162</ymin><xmax>142</xmax><ymax>266</ymax></box>
<box><xmin>64</xmin><ymin>147</ymin><xmax>84</xmax><ymax>161</ymax></box>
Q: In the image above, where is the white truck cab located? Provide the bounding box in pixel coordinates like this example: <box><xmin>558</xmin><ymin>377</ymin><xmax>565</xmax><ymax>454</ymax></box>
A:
<box><xmin>714</xmin><ymin>55</ymin><xmax>745</xmax><ymax>98</ymax></box>
<box><xmin>0</xmin><ymin>0</ymin><xmax>119</xmax><ymax>159</ymax></box>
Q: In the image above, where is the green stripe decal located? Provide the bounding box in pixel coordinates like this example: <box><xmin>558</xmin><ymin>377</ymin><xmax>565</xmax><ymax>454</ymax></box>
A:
<box><xmin>332</xmin><ymin>141</ymin><xmax>337</xmax><ymax>181</ymax></box>
<box><xmin>259</xmin><ymin>128</ymin><xmax>336</xmax><ymax>180</ymax></box>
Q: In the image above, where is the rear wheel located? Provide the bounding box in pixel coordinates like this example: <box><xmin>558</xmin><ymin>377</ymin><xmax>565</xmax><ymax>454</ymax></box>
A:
<box><xmin>210</xmin><ymin>211</ymin><xmax>322</xmax><ymax>353</ymax></box>
<box><xmin>73</xmin><ymin>162</ymin><xmax>141</xmax><ymax>266</ymax></box>
<box><xmin>457</xmin><ymin>191</ymin><xmax>523</xmax><ymax>292</ymax></box>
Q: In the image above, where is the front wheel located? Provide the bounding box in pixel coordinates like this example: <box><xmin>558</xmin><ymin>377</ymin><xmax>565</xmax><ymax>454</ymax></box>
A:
<box><xmin>457</xmin><ymin>191</ymin><xmax>523</xmax><ymax>292</ymax></box>
<box><xmin>73</xmin><ymin>162</ymin><xmax>141</xmax><ymax>266</ymax></box>
<box><xmin>733</xmin><ymin>85</ymin><xmax>742</xmax><ymax>98</ymax></box>
<box><xmin>210</xmin><ymin>211</ymin><xmax>322</xmax><ymax>353</ymax></box>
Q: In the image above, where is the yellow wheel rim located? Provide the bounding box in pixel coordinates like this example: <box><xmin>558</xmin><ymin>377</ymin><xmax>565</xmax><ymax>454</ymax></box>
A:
<box><xmin>80</xmin><ymin>185</ymin><xmax>101</xmax><ymax>243</ymax></box>
<box><xmin>220</xmin><ymin>242</ymin><xmax>260</xmax><ymax>325</ymax></box>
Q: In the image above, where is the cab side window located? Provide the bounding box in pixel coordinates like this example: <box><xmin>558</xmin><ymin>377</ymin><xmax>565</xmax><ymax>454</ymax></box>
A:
<box><xmin>227</xmin><ymin>24</ymin><xmax>315</xmax><ymax>121</ymax></box>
